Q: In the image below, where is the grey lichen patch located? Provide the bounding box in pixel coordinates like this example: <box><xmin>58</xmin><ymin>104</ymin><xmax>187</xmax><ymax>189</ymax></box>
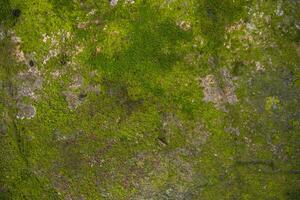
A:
<box><xmin>221</xmin><ymin>69</ymin><xmax>238</xmax><ymax>105</ymax></box>
<box><xmin>16</xmin><ymin>103</ymin><xmax>36</xmax><ymax>119</ymax></box>
<box><xmin>41</xmin><ymin>31</ymin><xmax>71</xmax><ymax>65</ymax></box>
<box><xmin>50</xmin><ymin>69</ymin><xmax>64</xmax><ymax>79</ymax></box>
<box><xmin>63</xmin><ymin>91</ymin><xmax>83</xmax><ymax>110</ymax></box>
<box><xmin>9</xmin><ymin>51</ymin><xmax>44</xmax><ymax>120</ymax></box>
<box><xmin>77</xmin><ymin>19</ymin><xmax>101</xmax><ymax>30</ymax></box>
<box><xmin>10</xmin><ymin>33</ymin><xmax>26</xmax><ymax>63</ymax></box>
<box><xmin>176</xmin><ymin>20</ymin><xmax>191</xmax><ymax>31</ymax></box>
<box><xmin>110</xmin><ymin>0</ymin><xmax>118</xmax><ymax>7</ymax></box>
<box><xmin>16</xmin><ymin>66</ymin><xmax>43</xmax><ymax>101</ymax></box>
<box><xmin>200</xmin><ymin>75</ymin><xmax>223</xmax><ymax>107</ymax></box>
<box><xmin>69</xmin><ymin>74</ymin><xmax>84</xmax><ymax>90</ymax></box>
<box><xmin>63</xmin><ymin>74</ymin><xmax>100</xmax><ymax>110</ymax></box>
<box><xmin>200</xmin><ymin>69</ymin><xmax>238</xmax><ymax>110</ymax></box>
<box><xmin>63</xmin><ymin>74</ymin><xmax>85</xmax><ymax>110</ymax></box>
<box><xmin>12</xmin><ymin>65</ymin><xmax>43</xmax><ymax>120</ymax></box>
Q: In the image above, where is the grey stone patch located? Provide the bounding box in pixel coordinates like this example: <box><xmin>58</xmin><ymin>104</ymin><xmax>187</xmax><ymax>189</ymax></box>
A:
<box><xmin>50</xmin><ymin>70</ymin><xmax>64</xmax><ymax>79</ymax></box>
<box><xmin>221</xmin><ymin>69</ymin><xmax>238</xmax><ymax>104</ymax></box>
<box><xmin>17</xmin><ymin>85</ymin><xmax>35</xmax><ymax>99</ymax></box>
<box><xmin>16</xmin><ymin>66</ymin><xmax>43</xmax><ymax>101</ymax></box>
<box><xmin>10</xmin><ymin>32</ymin><xmax>37</xmax><ymax>66</ymax></box>
<box><xmin>41</xmin><ymin>30</ymin><xmax>71</xmax><ymax>65</ymax></box>
<box><xmin>43</xmin><ymin>49</ymin><xmax>59</xmax><ymax>64</ymax></box>
<box><xmin>14</xmin><ymin>65</ymin><xmax>43</xmax><ymax>120</ymax></box>
<box><xmin>63</xmin><ymin>91</ymin><xmax>83</xmax><ymax>110</ymax></box>
<box><xmin>63</xmin><ymin>74</ymin><xmax>101</xmax><ymax>110</ymax></box>
<box><xmin>110</xmin><ymin>0</ymin><xmax>118</xmax><ymax>7</ymax></box>
<box><xmin>199</xmin><ymin>69</ymin><xmax>238</xmax><ymax>110</ymax></box>
<box><xmin>6</xmin><ymin>32</ymin><xmax>43</xmax><ymax>120</ymax></box>
<box><xmin>11</xmin><ymin>34</ymin><xmax>21</xmax><ymax>43</ymax></box>
<box><xmin>11</xmin><ymin>33</ymin><xmax>26</xmax><ymax>63</ymax></box>
<box><xmin>10</xmin><ymin>33</ymin><xmax>36</xmax><ymax>66</ymax></box>
<box><xmin>200</xmin><ymin>74</ymin><xmax>224</xmax><ymax>106</ymax></box>
<box><xmin>16</xmin><ymin>103</ymin><xmax>36</xmax><ymax>119</ymax></box>
<box><xmin>63</xmin><ymin>75</ymin><xmax>85</xmax><ymax>110</ymax></box>
<box><xmin>255</xmin><ymin>61</ymin><xmax>265</xmax><ymax>72</ymax></box>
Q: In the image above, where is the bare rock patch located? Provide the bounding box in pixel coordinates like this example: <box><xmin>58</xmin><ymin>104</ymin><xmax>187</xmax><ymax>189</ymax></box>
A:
<box><xmin>15</xmin><ymin>65</ymin><xmax>43</xmax><ymax>119</ymax></box>
<box><xmin>16</xmin><ymin>103</ymin><xmax>36</xmax><ymax>119</ymax></box>
<box><xmin>199</xmin><ymin>69</ymin><xmax>238</xmax><ymax>110</ymax></box>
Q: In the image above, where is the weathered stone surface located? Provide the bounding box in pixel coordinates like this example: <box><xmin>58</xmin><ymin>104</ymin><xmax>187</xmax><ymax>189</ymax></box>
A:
<box><xmin>110</xmin><ymin>0</ymin><xmax>118</xmax><ymax>7</ymax></box>
<box><xmin>200</xmin><ymin>69</ymin><xmax>237</xmax><ymax>110</ymax></box>
<box><xmin>16</xmin><ymin>103</ymin><xmax>36</xmax><ymax>119</ymax></box>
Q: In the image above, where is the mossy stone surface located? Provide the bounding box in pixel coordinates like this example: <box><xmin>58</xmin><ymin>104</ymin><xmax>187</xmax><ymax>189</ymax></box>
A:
<box><xmin>0</xmin><ymin>0</ymin><xmax>299</xmax><ymax>199</ymax></box>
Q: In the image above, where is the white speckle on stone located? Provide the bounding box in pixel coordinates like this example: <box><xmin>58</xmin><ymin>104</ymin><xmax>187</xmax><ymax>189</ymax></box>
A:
<box><xmin>255</xmin><ymin>61</ymin><xmax>265</xmax><ymax>71</ymax></box>
<box><xmin>246</xmin><ymin>22</ymin><xmax>256</xmax><ymax>31</ymax></box>
<box><xmin>110</xmin><ymin>0</ymin><xmax>118</xmax><ymax>7</ymax></box>
<box><xmin>42</xmin><ymin>33</ymin><xmax>50</xmax><ymax>43</ymax></box>
<box><xmin>0</xmin><ymin>27</ymin><xmax>5</xmax><ymax>41</ymax></box>
<box><xmin>275</xmin><ymin>2</ymin><xmax>284</xmax><ymax>16</ymax></box>
<box><xmin>51</xmin><ymin>70</ymin><xmax>63</xmax><ymax>79</ymax></box>
<box><xmin>125</xmin><ymin>0</ymin><xmax>135</xmax><ymax>4</ymax></box>
<box><xmin>14</xmin><ymin>46</ymin><xmax>26</xmax><ymax>63</ymax></box>
<box><xmin>87</xmin><ymin>9</ymin><xmax>96</xmax><ymax>16</ymax></box>
<box><xmin>11</xmin><ymin>34</ymin><xmax>26</xmax><ymax>63</ymax></box>
<box><xmin>43</xmin><ymin>49</ymin><xmax>59</xmax><ymax>64</ymax></box>
<box><xmin>176</xmin><ymin>20</ymin><xmax>191</xmax><ymax>31</ymax></box>
<box><xmin>74</xmin><ymin>45</ymin><xmax>84</xmax><ymax>56</ymax></box>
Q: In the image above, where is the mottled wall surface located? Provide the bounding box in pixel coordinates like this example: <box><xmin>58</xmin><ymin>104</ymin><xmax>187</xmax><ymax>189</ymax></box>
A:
<box><xmin>0</xmin><ymin>0</ymin><xmax>299</xmax><ymax>199</ymax></box>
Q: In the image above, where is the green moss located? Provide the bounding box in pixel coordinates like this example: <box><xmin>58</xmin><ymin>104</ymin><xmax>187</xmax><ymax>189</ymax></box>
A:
<box><xmin>1</xmin><ymin>0</ymin><xmax>299</xmax><ymax>199</ymax></box>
